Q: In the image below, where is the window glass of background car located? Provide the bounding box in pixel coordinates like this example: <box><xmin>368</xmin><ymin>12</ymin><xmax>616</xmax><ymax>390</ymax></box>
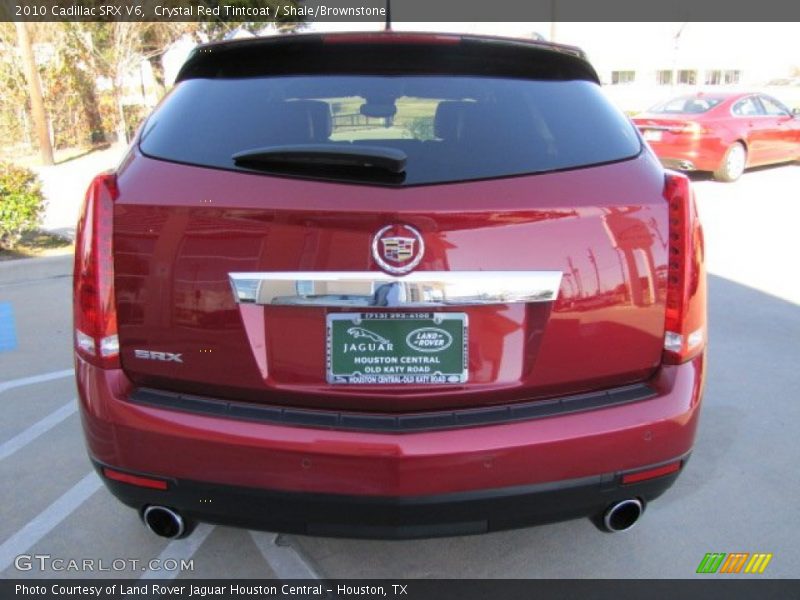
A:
<box><xmin>758</xmin><ymin>96</ymin><xmax>790</xmax><ymax>116</ymax></box>
<box><xmin>732</xmin><ymin>97</ymin><xmax>763</xmax><ymax>117</ymax></box>
<box><xmin>139</xmin><ymin>76</ymin><xmax>641</xmax><ymax>185</ymax></box>
<box><xmin>650</xmin><ymin>96</ymin><xmax>723</xmax><ymax>114</ymax></box>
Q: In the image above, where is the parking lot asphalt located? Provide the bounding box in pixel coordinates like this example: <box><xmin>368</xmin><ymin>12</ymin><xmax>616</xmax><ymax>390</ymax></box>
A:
<box><xmin>0</xmin><ymin>163</ymin><xmax>798</xmax><ymax>580</ymax></box>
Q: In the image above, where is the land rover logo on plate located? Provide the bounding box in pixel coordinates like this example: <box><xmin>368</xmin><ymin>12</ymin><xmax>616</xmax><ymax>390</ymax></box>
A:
<box><xmin>406</xmin><ymin>328</ymin><xmax>453</xmax><ymax>353</ymax></box>
<box><xmin>372</xmin><ymin>224</ymin><xmax>424</xmax><ymax>275</ymax></box>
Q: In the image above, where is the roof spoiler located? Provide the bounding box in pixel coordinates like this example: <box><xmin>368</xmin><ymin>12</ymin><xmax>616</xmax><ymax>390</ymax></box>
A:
<box><xmin>176</xmin><ymin>32</ymin><xmax>599</xmax><ymax>85</ymax></box>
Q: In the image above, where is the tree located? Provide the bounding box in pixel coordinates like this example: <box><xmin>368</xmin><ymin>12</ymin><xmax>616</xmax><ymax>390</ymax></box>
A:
<box><xmin>183</xmin><ymin>0</ymin><xmax>305</xmax><ymax>41</ymax></box>
<box><xmin>50</xmin><ymin>25</ymin><xmax>108</xmax><ymax>145</ymax></box>
<box><xmin>65</xmin><ymin>22</ymin><xmax>176</xmax><ymax>144</ymax></box>
<box><xmin>14</xmin><ymin>21</ymin><xmax>54</xmax><ymax>165</ymax></box>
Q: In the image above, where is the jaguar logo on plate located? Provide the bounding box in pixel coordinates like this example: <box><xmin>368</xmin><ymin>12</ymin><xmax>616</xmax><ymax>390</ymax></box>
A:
<box><xmin>372</xmin><ymin>224</ymin><xmax>424</xmax><ymax>275</ymax></box>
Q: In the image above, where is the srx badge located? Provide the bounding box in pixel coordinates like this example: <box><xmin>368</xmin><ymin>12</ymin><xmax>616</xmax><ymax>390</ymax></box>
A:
<box><xmin>134</xmin><ymin>349</ymin><xmax>183</xmax><ymax>363</ymax></box>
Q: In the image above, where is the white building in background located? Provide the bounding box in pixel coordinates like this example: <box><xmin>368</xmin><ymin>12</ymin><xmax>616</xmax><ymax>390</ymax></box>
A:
<box><xmin>306</xmin><ymin>21</ymin><xmax>800</xmax><ymax>111</ymax></box>
<box><xmin>563</xmin><ymin>22</ymin><xmax>800</xmax><ymax>111</ymax></box>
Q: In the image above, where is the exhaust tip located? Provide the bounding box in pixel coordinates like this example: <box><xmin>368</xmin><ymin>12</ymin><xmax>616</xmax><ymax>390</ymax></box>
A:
<box><xmin>602</xmin><ymin>498</ymin><xmax>643</xmax><ymax>532</ymax></box>
<box><xmin>143</xmin><ymin>505</ymin><xmax>185</xmax><ymax>539</ymax></box>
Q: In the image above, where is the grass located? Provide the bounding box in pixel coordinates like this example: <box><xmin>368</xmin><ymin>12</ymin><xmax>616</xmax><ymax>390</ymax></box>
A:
<box><xmin>329</xmin><ymin>97</ymin><xmax>440</xmax><ymax>140</ymax></box>
<box><xmin>0</xmin><ymin>230</ymin><xmax>73</xmax><ymax>261</ymax></box>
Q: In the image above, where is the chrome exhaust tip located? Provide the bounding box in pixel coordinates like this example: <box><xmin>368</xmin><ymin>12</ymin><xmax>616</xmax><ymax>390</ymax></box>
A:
<box><xmin>602</xmin><ymin>498</ymin><xmax>644</xmax><ymax>532</ymax></box>
<box><xmin>142</xmin><ymin>505</ymin><xmax>186</xmax><ymax>539</ymax></box>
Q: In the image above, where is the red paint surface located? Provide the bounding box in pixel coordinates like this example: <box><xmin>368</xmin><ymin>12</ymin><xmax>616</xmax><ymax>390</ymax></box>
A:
<box><xmin>112</xmin><ymin>150</ymin><xmax>671</xmax><ymax>411</ymax></box>
<box><xmin>77</xmin><ymin>352</ymin><xmax>704</xmax><ymax>496</ymax></box>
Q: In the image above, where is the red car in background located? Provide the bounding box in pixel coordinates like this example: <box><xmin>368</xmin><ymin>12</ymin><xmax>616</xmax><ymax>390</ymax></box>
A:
<box><xmin>633</xmin><ymin>92</ymin><xmax>800</xmax><ymax>181</ymax></box>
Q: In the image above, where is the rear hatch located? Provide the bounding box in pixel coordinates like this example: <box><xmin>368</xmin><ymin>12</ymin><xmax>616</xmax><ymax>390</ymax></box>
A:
<box><xmin>113</xmin><ymin>33</ymin><xmax>669</xmax><ymax>413</ymax></box>
<box><xmin>633</xmin><ymin>115</ymin><xmax>704</xmax><ymax>144</ymax></box>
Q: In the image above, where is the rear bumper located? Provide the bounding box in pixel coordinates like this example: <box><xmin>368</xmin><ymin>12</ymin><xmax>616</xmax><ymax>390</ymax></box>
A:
<box><xmin>76</xmin><ymin>352</ymin><xmax>705</xmax><ymax>536</ymax></box>
<box><xmin>660</xmin><ymin>158</ymin><xmax>698</xmax><ymax>171</ymax></box>
<box><xmin>95</xmin><ymin>456</ymin><xmax>687</xmax><ymax>538</ymax></box>
<box><xmin>646</xmin><ymin>138</ymin><xmax>726</xmax><ymax>172</ymax></box>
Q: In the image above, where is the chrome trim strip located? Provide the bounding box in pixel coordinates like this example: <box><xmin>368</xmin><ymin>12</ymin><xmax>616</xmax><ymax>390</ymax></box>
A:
<box><xmin>229</xmin><ymin>271</ymin><xmax>562</xmax><ymax>307</ymax></box>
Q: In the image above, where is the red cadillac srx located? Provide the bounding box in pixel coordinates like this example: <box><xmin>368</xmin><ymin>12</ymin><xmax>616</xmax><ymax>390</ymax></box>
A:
<box><xmin>73</xmin><ymin>32</ymin><xmax>707</xmax><ymax>539</ymax></box>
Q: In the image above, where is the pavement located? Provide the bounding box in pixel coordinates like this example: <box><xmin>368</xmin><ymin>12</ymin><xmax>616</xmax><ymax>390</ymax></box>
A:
<box><xmin>692</xmin><ymin>165</ymin><xmax>800</xmax><ymax>306</ymax></box>
<box><xmin>0</xmin><ymin>162</ymin><xmax>798</xmax><ymax>580</ymax></box>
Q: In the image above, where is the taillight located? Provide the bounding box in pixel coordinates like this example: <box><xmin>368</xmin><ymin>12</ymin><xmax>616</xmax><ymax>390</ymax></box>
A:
<box><xmin>678</xmin><ymin>121</ymin><xmax>708</xmax><ymax>136</ymax></box>
<box><xmin>73</xmin><ymin>172</ymin><xmax>119</xmax><ymax>368</ymax></box>
<box><xmin>663</xmin><ymin>172</ymin><xmax>706</xmax><ymax>364</ymax></box>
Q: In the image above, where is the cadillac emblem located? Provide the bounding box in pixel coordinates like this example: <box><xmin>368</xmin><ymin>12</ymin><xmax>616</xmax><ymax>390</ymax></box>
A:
<box><xmin>372</xmin><ymin>224</ymin><xmax>424</xmax><ymax>275</ymax></box>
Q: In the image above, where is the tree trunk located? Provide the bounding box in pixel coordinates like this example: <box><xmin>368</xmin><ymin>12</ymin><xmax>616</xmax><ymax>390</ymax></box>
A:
<box><xmin>81</xmin><ymin>80</ymin><xmax>106</xmax><ymax>145</ymax></box>
<box><xmin>147</xmin><ymin>54</ymin><xmax>166</xmax><ymax>98</ymax></box>
<box><xmin>113</xmin><ymin>80</ymin><xmax>128</xmax><ymax>145</ymax></box>
<box><xmin>15</xmin><ymin>21</ymin><xmax>54</xmax><ymax>165</ymax></box>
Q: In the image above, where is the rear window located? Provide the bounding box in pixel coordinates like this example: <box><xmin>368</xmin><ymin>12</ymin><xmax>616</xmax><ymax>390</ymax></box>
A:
<box><xmin>139</xmin><ymin>76</ymin><xmax>641</xmax><ymax>185</ymax></box>
<box><xmin>649</xmin><ymin>95</ymin><xmax>725</xmax><ymax>114</ymax></box>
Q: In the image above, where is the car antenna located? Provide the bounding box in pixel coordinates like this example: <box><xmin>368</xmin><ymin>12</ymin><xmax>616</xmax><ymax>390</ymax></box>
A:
<box><xmin>385</xmin><ymin>0</ymin><xmax>392</xmax><ymax>31</ymax></box>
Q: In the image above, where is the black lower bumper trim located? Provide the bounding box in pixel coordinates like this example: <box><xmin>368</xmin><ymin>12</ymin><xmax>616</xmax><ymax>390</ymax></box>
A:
<box><xmin>128</xmin><ymin>383</ymin><xmax>657</xmax><ymax>433</ymax></box>
<box><xmin>660</xmin><ymin>158</ymin><xmax>697</xmax><ymax>171</ymax></box>
<box><xmin>93</xmin><ymin>456</ymin><xmax>688</xmax><ymax>539</ymax></box>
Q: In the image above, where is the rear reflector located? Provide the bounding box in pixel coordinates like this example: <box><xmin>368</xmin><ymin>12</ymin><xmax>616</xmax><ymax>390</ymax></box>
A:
<box><xmin>103</xmin><ymin>467</ymin><xmax>169</xmax><ymax>490</ymax></box>
<box><xmin>622</xmin><ymin>461</ymin><xmax>682</xmax><ymax>484</ymax></box>
<box><xmin>662</xmin><ymin>171</ymin><xmax>706</xmax><ymax>364</ymax></box>
<box><xmin>73</xmin><ymin>172</ymin><xmax>120</xmax><ymax>368</ymax></box>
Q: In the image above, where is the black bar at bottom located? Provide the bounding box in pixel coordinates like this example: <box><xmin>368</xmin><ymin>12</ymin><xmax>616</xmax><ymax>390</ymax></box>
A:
<box><xmin>2</xmin><ymin>579</ymin><xmax>797</xmax><ymax>600</ymax></box>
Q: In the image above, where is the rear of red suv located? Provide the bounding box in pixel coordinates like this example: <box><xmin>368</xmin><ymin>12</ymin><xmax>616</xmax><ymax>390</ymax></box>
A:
<box><xmin>73</xmin><ymin>32</ymin><xmax>706</xmax><ymax>539</ymax></box>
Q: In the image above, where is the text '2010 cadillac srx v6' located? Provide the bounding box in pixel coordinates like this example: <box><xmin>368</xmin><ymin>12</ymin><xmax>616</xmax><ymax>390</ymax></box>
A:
<box><xmin>73</xmin><ymin>32</ymin><xmax>706</xmax><ymax>539</ymax></box>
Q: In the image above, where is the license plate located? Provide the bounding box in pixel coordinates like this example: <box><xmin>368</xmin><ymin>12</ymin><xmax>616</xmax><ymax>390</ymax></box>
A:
<box><xmin>327</xmin><ymin>312</ymin><xmax>468</xmax><ymax>384</ymax></box>
<box><xmin>643</xmin><ymin>129</ymin><xmax>662</xmax><ymax>142</ymax></box>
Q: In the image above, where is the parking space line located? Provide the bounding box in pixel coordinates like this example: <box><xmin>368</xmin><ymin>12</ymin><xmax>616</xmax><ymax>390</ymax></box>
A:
<box><xmin>250</xmin><ymin>532</ymin><xmax>321</xmax><ymax>579</ymax></box>
<box><xmin>0</xmin><ymin>401</ymin><xmax>77</xmax><ymax>462</ymax></box>
<box><xmin>139</xmin><ymin>524</ymin><xmax>215</xmax><ymax>580</ymax></box>
<box><xmin>0</xmin><ymin>471</ymin><xmax>101</xmax><ymax>573</ymax></box>
<box><xmin>0</xmin><ymin>369</ymin><xmax>74</xmax><ymax>394</ymax></box>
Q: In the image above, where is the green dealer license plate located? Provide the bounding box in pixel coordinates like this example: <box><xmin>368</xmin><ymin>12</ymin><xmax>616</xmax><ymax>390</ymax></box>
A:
<box><xmin>327</xmin><ymin>312</ymin><xmax>468</xmax><ymax>384</ymax></box>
